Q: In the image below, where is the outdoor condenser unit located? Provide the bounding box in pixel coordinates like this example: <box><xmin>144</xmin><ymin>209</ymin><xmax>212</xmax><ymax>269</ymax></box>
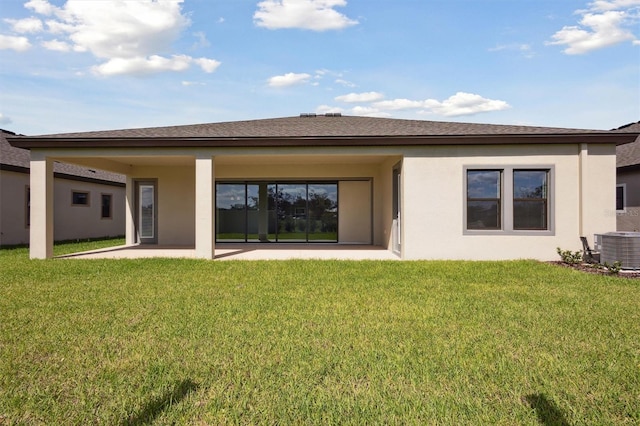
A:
<box><xmin>595</xmin><ymin>232</ymin><xmax>640</xmax><ymax>270</ymax></box>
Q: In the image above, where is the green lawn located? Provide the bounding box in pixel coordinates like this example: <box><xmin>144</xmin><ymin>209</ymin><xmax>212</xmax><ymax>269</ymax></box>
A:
<box><xmin>1</xmin><ymin>241</ymin><xmax>639</xmax><ymax>424</ymax></box>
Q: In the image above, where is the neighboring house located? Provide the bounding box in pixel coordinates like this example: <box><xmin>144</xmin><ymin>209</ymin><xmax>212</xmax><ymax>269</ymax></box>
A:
<box><xmin>615</xmin><ymin>121</ymin><xmax>640</xmax><ymax>232</ymax></box>
<box><xmin>7</xmin><ymin>115</ymin><xmax>639</xmax><ymax>260</ymax></box>
<box><xmin>0</xmin><ymin>129</ymin><xmax>126</xmax><ymax>247</ymax></box>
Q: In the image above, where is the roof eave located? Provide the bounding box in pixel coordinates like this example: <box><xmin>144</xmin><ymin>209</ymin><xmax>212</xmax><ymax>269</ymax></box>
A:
<box><xmin>7</xmin><ymin>132</ymin><xmax>638</xmax><ymax>149</ymax></box>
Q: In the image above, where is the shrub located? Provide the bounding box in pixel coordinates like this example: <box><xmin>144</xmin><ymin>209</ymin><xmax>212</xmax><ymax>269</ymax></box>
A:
<box><xmin>604</xmin><ymin>261</ymin><xmax>623</xmax><ymax>275</ymax></box>
<box><xmin>556</xmin><ymin>247</ymin><xmax>583</xmax><ymax>265</ymax></box>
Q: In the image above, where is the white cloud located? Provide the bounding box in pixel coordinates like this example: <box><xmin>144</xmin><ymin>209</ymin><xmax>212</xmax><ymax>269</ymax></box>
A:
<box><xmin>182</xmin><ymin>81</ymin><xmax>206</xmax><ymax>86</ymax></box>
<box><xmin>422</xmin><ymin>92</ymin><xmax>511</xmax><ymax>117</ymax></box>
<box><xmin>0</xmin><ymin>113</ymin><xmax>13</xmax><ymax>125</ymax></box>
<box><xmin>254</xmin><ymin>0</ymin><xmax>358</xmax><ymax>31</ymax></box>
<box><xmin>589</xmin><ymin>0</ymin><xmax>640</xmax><ymax>11</ymax></box>
<box><xmin>488</xmin><ymin>43</ymin><xmax>535</xmax><ymax>58</ymax></box>
<box><xmin>316</xmin><ymin>105</ymin><xmax>344</xmax><ymax>114</ymax></box>
<box><xmin>335</xmin><ymin>78</ymin><xmax>356</xmax><ymax>87</ymax></box>
<box><xmin>5</xmin><ymin>17</ymin><xmax>43</xmax><ymax>34</ymax></box>
<box><xmin>324</xmin><ymin>92</ymin><xmax>510</xmax><ymax>117</ymax></box>
<box><xmin>268</xmin><ymin>72</ymin><xmax>312</xmax><ymax>87</ymax></box>
<box><xmin>25</xmin><ymin>0</ymin><xmax>56</xmax><ymax>15</ymax></box>
<box><xmin>5</xmin><ymin>0</ymin><xmax>221</xmax><ymax>77</ymax></box>
<box><xmin>548</xmin><ymin>1</ymin><xmax>640</xmax><ymax>54</ymax></box>
<box><xmin>373</xmin><ymin>98</ymin><xmax>425</xmax><ymax>111</ymax></box>
<box><xmin>92</xmin><ymin>55</ymin><xmax>195</xmax><ymax>77</ymax></box>
<box><xmin>42</xmin><ymin>39</ymin><xmax>71</xmax><ymax>52</ymax></box>
<box><xmin>194</xmin><ymin>58</ymin><xmax>221</xmax><ymax>73</ymax></box>
<box><xmin>0</xmin><ymin>35</ymin><xmax>31</xmax><ymax>51</ymax></box>
<box><xmin>335</xmin><ymin>92</ymin><xmax>384</xmax><ymax>103</ymax></box>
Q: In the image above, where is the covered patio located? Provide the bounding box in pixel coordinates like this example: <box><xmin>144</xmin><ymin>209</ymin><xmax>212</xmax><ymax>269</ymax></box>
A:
<box><xmin>57</xmin><ymin>243</ymin><xmax>400</xmax><ymax>261</ymax></box>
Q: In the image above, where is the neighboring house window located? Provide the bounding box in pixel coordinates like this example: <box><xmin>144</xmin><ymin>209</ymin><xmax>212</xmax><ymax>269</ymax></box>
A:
<box><xmin>616</xmin><ymin>184</ymin><xmax>626</xmax><ymax>212</ymax></box>
<box><xmin>72</xmin><ymin>191</ymin><xmax>90</xmax><ymax>206</ymax></box>
<box><xmin>466</xmin><ymin>170</ymin><xmax>502</xmax><ymax>230</ymax></box>
<box><xmin>465</xmin><ymin>166</ymin><xmax>553</xmax><ymax>234</ymax></box>
<box><xmin>513</xmin><ymin>170</ymin><xmax>548</xmax><ymax>230</ymax></box>
<box><xmin>25</xmin><ymin>186</ymin><xmax>30</xmax><ymax>228</ymax></box>
<box><xmin>101</xmin><ymin>193</ymin><xmax>113</xmax><ymax>219</ymax></box>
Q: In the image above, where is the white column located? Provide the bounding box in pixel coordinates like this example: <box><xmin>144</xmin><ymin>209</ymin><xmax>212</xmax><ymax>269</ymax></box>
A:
<box><xmin>30</xmin><ymin>152</ymin><xmax>53</xmax><ymax>259</ymax></box>
<box><xmin>125</xmin><ymin>176</ymin><xmax>136</xmax><ymax>245</ymax></box>
<box><xmin>195</xmin><ymin>154</ymin><xmax>215</xmax><ymax>259</ymax></box>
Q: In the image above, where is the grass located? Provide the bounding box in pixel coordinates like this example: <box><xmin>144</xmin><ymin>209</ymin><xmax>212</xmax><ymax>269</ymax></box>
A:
<box><xmin>1</xmin><ymin>241</ymin><xmax>639</xmax><ymax>424</ymax></box>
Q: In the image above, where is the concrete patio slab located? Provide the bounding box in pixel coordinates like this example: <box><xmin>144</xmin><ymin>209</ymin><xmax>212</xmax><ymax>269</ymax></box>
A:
<box><xmin>58</xmin><ymin>244</ymin><xmax>400</xmax><ymax>261</ymax></box>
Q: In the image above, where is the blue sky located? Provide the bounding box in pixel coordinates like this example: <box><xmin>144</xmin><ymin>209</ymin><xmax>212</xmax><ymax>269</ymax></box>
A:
<box><xmin>0</xmin><ymin>0</ymin><xmax>638</xmax><ymax>135</ymax></box>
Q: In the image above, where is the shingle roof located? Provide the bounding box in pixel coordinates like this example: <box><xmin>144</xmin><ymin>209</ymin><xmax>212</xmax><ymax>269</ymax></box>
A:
<box><xmin>8</xmin><ymin>115</ymin><xmax>638</xmax><ymax>149</ymax></box>
<box><xmin>1</xmin><ymin>129</ymin><xmax>125</xmax><ymax>184</ymax></box>
<box><xmin>29</xmin><ymin>115</ymin><xmax>615</xmax><ymax>138</ymax></box>
<box><xmin>615</xmin><ymin>121</ymin><xmax>640</xmax><ymax>168</ymax></box>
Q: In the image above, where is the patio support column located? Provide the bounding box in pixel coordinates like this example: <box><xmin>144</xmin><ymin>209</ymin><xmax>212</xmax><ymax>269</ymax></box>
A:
<box><xmin>195</xmin><ymin>153</ymin><xmax>215</xmax><ymax>259</ymax></box>
<box><xmin>125</xmin><ymin>176</ymin><xmax>136</xmax><ymax>245</ymax></box>
<box><xmin>30</xmin><ymin>152</ymin><xmax>53</xmax><ymax>259</ymax></box>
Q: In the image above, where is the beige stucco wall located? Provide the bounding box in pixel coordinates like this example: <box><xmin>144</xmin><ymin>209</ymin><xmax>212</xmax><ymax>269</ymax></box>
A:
<box><xmin>52</xmin><ymin>178</ymin><xmax>126</xmax><ymax>242</ymax></box>
<box><xmin>32</xmin><ymin>143</ymin><xmax>617</xmax><ymax>261</ymax></box>
<box><xmin>0</xmin><ymin>170</ymin><xmax>30</xmax><ymax>246</ymax></box>
<box><xmin>133</xmin><ymin>161</ymin><xmax>385</xmax><ymax>246</ymax></box>
<box><xmin>0</xmin><ymin>169</ymin><xmax>125</xmax><ymax>246</ymax></box>
<box><xmin>338</xmin><ymin>180</ymin><xmax>372</xmax><ymax>244</ymax></box>
<box><xmin>129</xmin><ymin>165</ymin><xmax>195</xmax><ymax>246</ymax></box>
<box><xmin>617</xmin><ymin>168</ymin><xmax>640</xmax><ymax>232</ymax></box>
<box><xmin>401</xmin><ymin>143</ymin><xmax>616</xmax><ymax>261</ymax></box>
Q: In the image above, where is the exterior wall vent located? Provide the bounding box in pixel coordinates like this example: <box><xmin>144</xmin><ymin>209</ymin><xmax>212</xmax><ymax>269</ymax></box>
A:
<box><xmin>595</xmin><ymin>232</ymin><xmax>640</xmax><ymax>270</ymax></box>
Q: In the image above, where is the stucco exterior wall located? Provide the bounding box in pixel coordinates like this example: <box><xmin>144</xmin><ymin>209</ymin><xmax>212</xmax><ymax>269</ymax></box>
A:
<box><xmin>339</xmin><ymin>180</ymin><xmax>372</xmax><ymax>244</ymax></box>
<box><xmin>0</xmin><ymin>169</ymin><xmax>125</xmax><ymax>246</ymax></box>
<box><xmin>52</xmin><ymin>178</ymin><xmax>126</xmax><ymax>242</ymax></box>
<box><xmin>0</xmin><ymin>170</ymin><xmax>30</xmax><ymax>246</ymax></box>
<box><xmin>617</xmin><ymin>168</ymin><xmax>640</xmax><ymax>232</ymax></box>
<box><xmin>400</xmin><ymin>144</ymin><xmax>616</xmax><ymax>261</ymax></box>
<box><xmin>127</xmin><ymin>160</ymin><xmax>387</xmax><ymax>247</ymax></box>
<box><xmin>129</xmin><ymin>166</ymin><xmax>195</xmax><ymax>246</ymax></box>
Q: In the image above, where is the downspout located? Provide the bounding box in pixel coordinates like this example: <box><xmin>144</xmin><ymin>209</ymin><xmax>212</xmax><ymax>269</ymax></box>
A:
<box><xmin>578</xmin><ymin>143</ymin><xmax>588</xmax><ymax>238</ymax></box>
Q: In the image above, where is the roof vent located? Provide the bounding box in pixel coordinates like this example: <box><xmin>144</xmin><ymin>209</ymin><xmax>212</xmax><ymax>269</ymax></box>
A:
<box><xmin>300</xmin><ymin>113</ymin><xmax>317</xmax><ymax>118</ymax></box>
<box><xmin>325</xmin><ymin>113</ymin><xmax>342</xmax><ymax>117</ymax></box>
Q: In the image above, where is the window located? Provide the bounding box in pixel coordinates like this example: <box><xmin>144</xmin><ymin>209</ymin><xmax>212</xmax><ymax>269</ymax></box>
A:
<box><xmin>466</xmin><ymin>170</ymin><xmax>501</xmax><ymax>230</ymax></box>
<box><xmin>465</xmin><ymin>166</ymin><xmax>553</xmax><ymax>234</ymax></box>
<box><xmin>101</xmin><ymin>193</ymin><xmax>112</xmax><ymax>219</ymax></box>
<box><xmin>72</xmin><ymin>191</ymin><xmax>90</xmax><ymax>206</ymax></box>
<box><xmin>216</xmin><ymin>181</ymin><xmax>338</xmax><ymax>242</ymax></box>
<box><xmin>513</xmin><ymin>170</ymin><xmax>548</xmax><ymax>230</ymax></box>
<box><xmin>616</xmin><ymin>184</ymin><xmax>626</xmax><ymax>212</ymax></box>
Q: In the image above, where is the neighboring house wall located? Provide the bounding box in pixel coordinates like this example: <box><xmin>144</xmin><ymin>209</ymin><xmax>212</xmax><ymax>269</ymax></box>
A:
<box><xmin>0</xmin><ymin>168</ymin><xmax>126</xmax><ymax>246</ymax></box>
<box><xmin>0</xmin><ymin>169</ymin><xmax>30</xmax><ymax>245</ymax></box>
<box><xmin>617</xmin><ymin>169</ymin><xmax>640</xmax><ymax>231</ymax></box>
<box><xmin>1</xmin><ymin>129</ymin><xmax>126</xmax><ymax>247</ymax></box>
<box><xmin>51</xmin><ymin>177</ymin><xmax>126</xmax><ymax>242</ymax></box>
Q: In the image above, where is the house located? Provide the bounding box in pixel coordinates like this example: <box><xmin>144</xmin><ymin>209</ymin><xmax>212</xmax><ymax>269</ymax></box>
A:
<box><xmin>7</xmin><ymin>114</ymin><xmax>639</xmax><ymax>260</ymax></box>
<box><xmin>1</xmin><ymin>129</ymin><xmax>126</xmax><ymax>247</ymax></box>
<box><xmin>615</xmin><ymin>121</ymin><xmax>640</xmax><ymax>232</ymax></box>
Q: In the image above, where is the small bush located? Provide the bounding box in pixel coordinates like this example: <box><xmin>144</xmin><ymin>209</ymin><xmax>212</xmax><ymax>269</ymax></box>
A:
<box><xmin>556</xmin><ymin>247</ymin><xmax>583</xmax><ymax>265</ymax></box>
<box><xmin>604</xmin><ymin>261</ymin><xmax>623</xmax><ymax>275</ymax></box>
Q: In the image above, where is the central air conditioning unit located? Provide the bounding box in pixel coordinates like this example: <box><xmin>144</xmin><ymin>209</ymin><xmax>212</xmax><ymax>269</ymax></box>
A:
<box><xmin>594</xmin><ymin>232</ymin><xmax>640</xmax><ymax>270</ymax></box>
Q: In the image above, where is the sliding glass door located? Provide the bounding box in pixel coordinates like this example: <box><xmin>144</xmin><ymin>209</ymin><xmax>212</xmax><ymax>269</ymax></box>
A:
<box><xmin>216</xmin><ymin>182</ymin><xmax>337</xmax><ymax>243</ymax></box>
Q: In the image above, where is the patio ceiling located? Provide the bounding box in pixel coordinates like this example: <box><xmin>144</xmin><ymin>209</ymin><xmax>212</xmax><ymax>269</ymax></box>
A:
<box><xmin>50</xmin><ymin>153</ymin><xmax>394</xmax><ymax>173</ymax></box>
